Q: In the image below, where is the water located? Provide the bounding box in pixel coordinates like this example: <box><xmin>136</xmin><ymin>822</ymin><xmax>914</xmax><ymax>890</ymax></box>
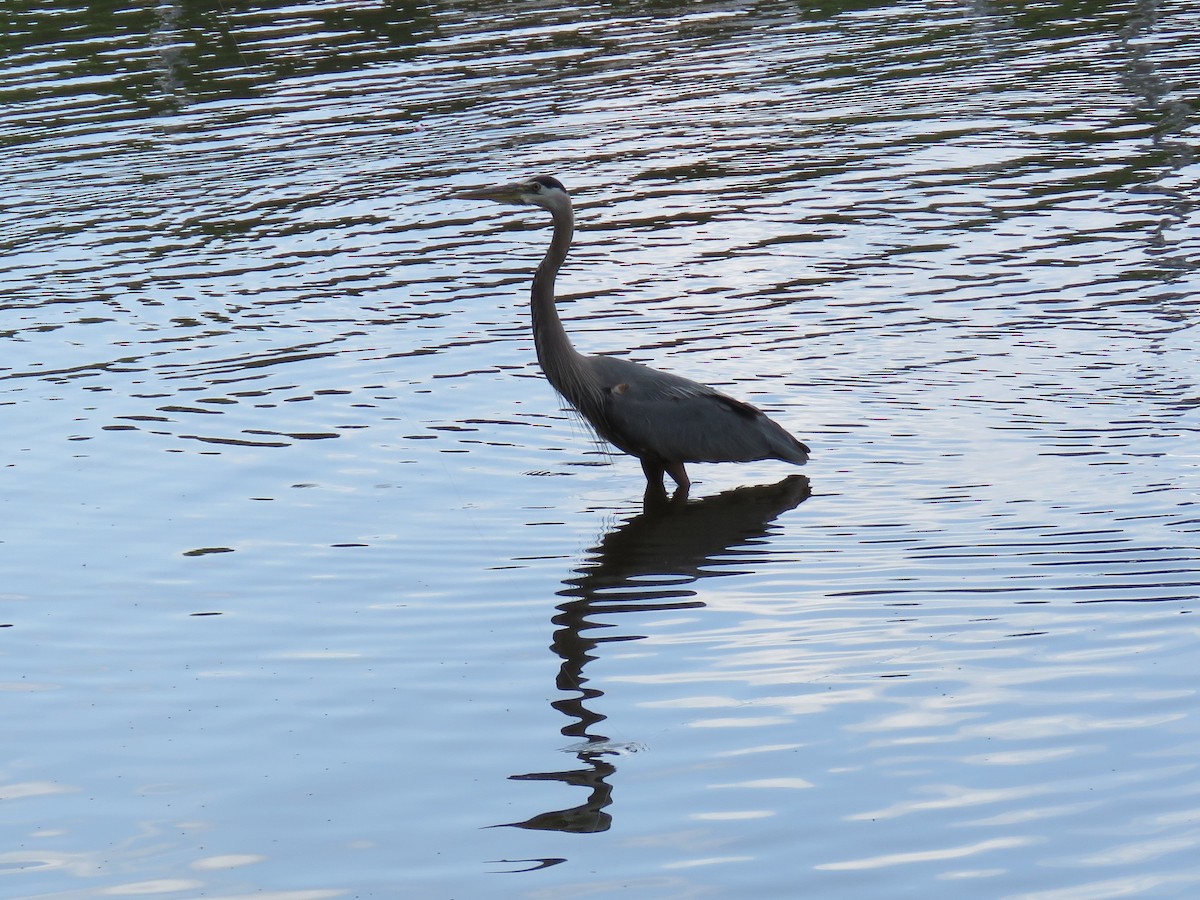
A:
<box><xmin>2</xmin><ymin>0</ymin><xmax>1198</xmax><ymax>897</ymax></box>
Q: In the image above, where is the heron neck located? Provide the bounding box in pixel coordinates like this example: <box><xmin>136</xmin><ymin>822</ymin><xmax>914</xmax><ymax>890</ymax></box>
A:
<box><xmin>531</xmin><ymin>202</ymin><xmax>586</xmax><ymax>400</ymax></box>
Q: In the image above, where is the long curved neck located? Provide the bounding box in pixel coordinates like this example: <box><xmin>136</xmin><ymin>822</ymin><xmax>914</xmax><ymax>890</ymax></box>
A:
<box><xmin>531</xmin><ymin>200</ymin><xmax>589</xmax><ymax>404</ymax></box>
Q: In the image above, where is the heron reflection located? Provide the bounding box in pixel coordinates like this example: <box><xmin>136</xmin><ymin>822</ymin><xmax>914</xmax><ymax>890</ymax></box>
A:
<box><xmin>497</xmin><ymin>474</ymin><xmax>811</xmax><ymax>835</ymax></box>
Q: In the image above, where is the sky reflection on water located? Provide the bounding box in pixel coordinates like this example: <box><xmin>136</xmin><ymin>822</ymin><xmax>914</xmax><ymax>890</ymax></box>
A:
<box><xmin>2</xmin><ymin>0</ymin><xmax>1198</xmax><ymax>898</ymax></box>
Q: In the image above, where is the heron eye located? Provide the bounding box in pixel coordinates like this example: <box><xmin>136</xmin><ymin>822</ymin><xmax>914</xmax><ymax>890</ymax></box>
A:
<box><xmin>528</xmin><ymin>182</ymin><xmax>542</xmax><ymax>193</ymax></box>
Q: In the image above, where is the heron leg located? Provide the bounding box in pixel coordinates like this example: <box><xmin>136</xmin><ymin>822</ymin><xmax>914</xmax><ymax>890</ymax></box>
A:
<box><xmin>665</xmin><ymin>462</ymin><xmax>690</xmax><ymax>489</ymax></box>
<box><xmin>640</xmin><ymin>458</ymin><xmax>665</xmax><ymax>487</ymax></box>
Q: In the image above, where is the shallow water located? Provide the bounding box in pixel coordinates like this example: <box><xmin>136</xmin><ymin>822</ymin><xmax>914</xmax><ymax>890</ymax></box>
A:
<box><xmin>2</xmin><ymin>1</ymin><xmax>1198</xmax><ymax>897</ymax></box>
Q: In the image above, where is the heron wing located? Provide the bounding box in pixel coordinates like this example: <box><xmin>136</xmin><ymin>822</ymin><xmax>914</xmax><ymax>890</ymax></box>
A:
<box><xmin>584</xmin><ymin>355</ymin><xmax>808</xmax><ymax>465</ymax></box>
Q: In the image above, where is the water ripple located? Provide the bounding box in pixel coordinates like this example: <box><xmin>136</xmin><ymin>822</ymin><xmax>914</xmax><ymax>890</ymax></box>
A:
<box><xmin>3</xmin><ymin>1</ymin><xmax>1199</xmax><ymax>898</ymax></box>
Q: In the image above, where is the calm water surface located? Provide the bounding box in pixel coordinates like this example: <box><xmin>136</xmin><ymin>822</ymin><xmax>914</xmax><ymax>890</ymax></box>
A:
<box><xmin>3</xmin><ymin>1</ymin><xmax>1199</xmax><ymax>897</ymax></box>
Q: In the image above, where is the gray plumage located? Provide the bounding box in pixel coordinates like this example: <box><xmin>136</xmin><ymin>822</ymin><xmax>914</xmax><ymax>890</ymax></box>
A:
<box><xmin>455</xmin><ymin>175</ymin><xmax>810</xmax><ymax>492</ymax></box>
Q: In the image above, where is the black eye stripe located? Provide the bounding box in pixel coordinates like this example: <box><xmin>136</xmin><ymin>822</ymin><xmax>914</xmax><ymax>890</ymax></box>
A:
<box><xmin>529</xmin><ymin>175</ymin><xmax>566</xmax><ymax>192</ymax></box>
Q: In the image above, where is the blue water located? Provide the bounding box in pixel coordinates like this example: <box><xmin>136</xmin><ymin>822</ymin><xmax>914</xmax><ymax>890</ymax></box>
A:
<box><xmin>2</xmin><ymin>1</ymin><xmax>1198</xmax><ymax>897</ymax></box>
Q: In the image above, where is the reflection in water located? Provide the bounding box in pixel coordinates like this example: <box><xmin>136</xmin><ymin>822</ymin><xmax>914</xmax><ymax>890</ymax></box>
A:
<box><xmin>498</xmin><ymin>476</ymin><xmax>811</xmax><ymax>835</ymax></box>
<box><xmin>5</xmin><ymin>0</ymin><xmax>1199</xmax><ymax>895</ymax></box>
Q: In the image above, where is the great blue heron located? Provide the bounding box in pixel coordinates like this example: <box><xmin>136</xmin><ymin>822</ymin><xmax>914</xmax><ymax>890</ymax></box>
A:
<box><xmin>455</xmin><ymin>175</ymin><xmax>810</xmax><ymax>492</ymax></box>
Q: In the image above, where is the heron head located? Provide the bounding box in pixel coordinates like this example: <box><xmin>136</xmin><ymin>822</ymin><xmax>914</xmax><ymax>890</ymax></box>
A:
<box><xmin>454</xmin><ymin>175</ymin><xmax>569</xmax><ymax>210</ymax></box>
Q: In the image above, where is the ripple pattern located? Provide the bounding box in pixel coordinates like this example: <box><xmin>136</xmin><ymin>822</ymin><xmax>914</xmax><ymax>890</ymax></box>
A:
<box><xmin>2</xmin><ymin>1</ymin><xmax>1198</xmax><ymax>898</ymax></box>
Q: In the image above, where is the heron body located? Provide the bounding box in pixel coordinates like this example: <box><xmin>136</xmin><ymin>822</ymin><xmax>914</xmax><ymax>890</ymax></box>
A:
<box><xmin>456</xmin><ymin>175</ymin><xmax>810</xmax><ymax>492</ymax></box>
